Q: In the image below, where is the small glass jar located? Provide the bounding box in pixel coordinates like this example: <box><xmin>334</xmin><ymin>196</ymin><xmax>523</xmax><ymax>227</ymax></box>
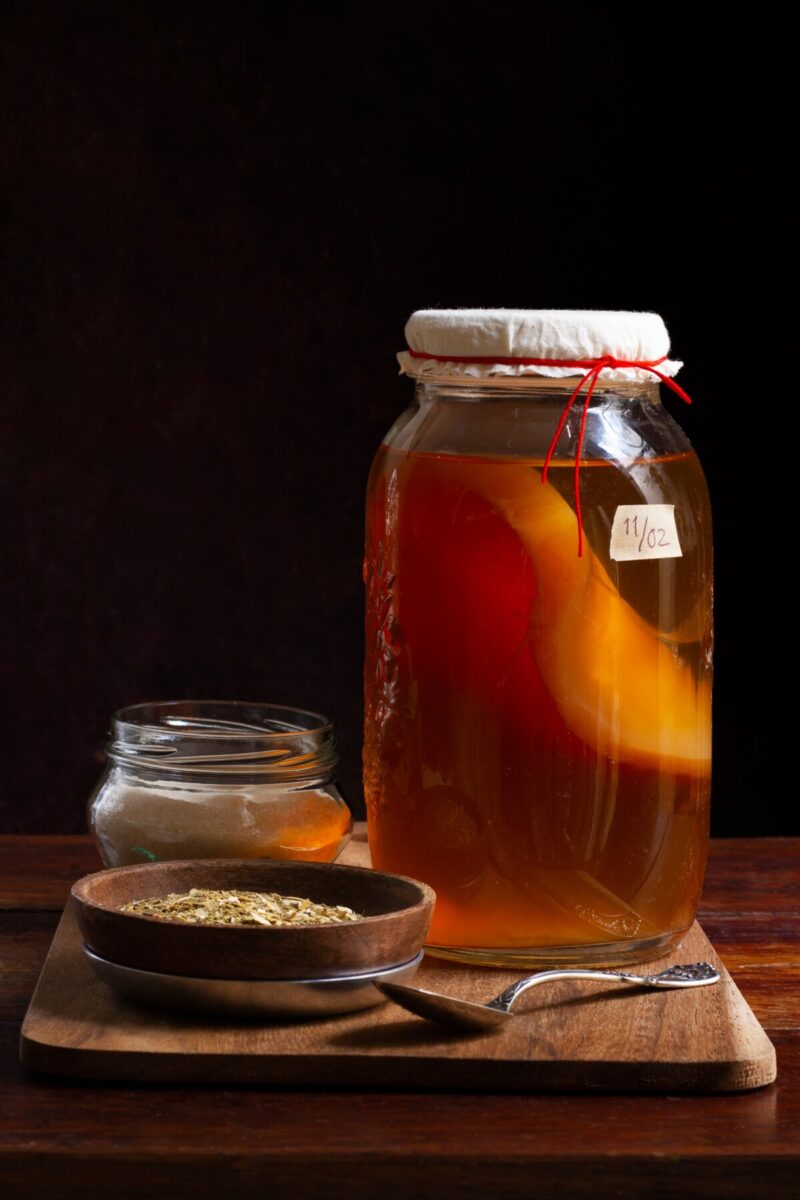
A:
<box><xmin>364</xmin><ymin>311</ymin><xmax>712</xmax><ymax>967</ymax></box>
<box><xmin>89</xmin><ymin>701</ymin><xmax>352</xmax><ymax>867</ymax></box>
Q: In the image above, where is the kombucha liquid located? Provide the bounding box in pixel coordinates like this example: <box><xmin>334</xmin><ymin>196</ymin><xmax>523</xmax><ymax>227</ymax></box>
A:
<box><xmin>364</xmin><ymin>445</ymin><xmax>712</xmax><ymax>963</ymax></box>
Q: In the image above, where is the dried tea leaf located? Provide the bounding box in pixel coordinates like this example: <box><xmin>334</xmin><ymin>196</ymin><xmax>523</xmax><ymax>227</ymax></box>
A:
<box><xmin>119</xmin><ymin>888</ymin><xmax>363</xmax><ymax>927</ymax></box>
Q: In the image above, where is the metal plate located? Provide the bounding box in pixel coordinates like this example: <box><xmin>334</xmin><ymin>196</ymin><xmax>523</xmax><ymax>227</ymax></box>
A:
<box><xmin>83</xmin><ymin>945</ymin><xmax>424</xmax><ymax>1019</ymax></box>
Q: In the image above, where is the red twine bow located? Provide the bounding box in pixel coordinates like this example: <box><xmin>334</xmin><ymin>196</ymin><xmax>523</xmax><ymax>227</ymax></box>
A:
<box><xmin>406</xmin><ymin>349</ymin><xmax>693</xmax><ymax>556</ymax></box>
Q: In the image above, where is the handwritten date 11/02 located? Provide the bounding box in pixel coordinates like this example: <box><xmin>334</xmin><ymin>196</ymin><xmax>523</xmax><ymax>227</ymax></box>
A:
<box><xmin>623</xmin><ymin>513</ymin><xmax>671</xmax><ymax>551</ymax></box>
<box><xmin>609</xmin><ymin>504</ymin><xmax>682</xmax><ymax>562</ymax></box>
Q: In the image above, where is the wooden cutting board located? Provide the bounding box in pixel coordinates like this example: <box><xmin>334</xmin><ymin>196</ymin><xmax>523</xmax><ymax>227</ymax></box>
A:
<box><xmin>20</xmin><ymin>835</ymin><xmax>776</xmax><ymax>1092</ymax></box>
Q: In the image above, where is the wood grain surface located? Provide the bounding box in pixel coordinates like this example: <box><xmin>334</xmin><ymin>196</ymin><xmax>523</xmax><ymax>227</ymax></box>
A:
<box><xmin>1</xmin><ymin>832</ymin><xmax>798</xmax><ymax>1199</ymax></box>
<box><xmin>21</xmin><ymin>899</ymin><xmax>775</xmax><ymax>1092</ymax></box>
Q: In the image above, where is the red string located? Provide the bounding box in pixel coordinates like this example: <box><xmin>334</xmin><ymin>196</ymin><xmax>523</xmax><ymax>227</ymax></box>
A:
<box><xmin>406</xmin><ymin>349</ymin><xmax>694</xmax><ymax>556</ymax></box>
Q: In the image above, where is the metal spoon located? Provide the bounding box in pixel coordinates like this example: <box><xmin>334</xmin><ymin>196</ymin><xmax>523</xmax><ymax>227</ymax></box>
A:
<box><xmin>378</xmin><ymin>961</ymin><xmax>720</xmax><ymax>1032</ymax></box>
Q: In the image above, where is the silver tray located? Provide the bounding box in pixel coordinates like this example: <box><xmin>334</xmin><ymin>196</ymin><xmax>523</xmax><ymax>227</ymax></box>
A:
<box><xmin>83</xmin><ymin>944</ymin><xmax>424</xmax><ymax>1019</ymax></box>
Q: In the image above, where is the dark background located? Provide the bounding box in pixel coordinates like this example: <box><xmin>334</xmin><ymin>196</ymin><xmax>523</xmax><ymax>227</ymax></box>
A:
<box><xmin>0</xmin><ymin>2</ymin><xmax>791</xmax><ymax>834</ymax></box>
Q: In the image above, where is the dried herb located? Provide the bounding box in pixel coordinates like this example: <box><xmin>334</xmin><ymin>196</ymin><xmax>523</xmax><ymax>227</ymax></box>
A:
<box><xmin>119</xmin><ymin>887</ymin><xmax>362</xmax><ymax>927</ymax></box>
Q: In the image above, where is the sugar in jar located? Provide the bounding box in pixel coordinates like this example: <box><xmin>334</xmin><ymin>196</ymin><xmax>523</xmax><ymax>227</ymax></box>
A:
<box><xmin>89</xmin><ymin>701</ymin><xmax>352</xmax><ymax>867</ymax></box>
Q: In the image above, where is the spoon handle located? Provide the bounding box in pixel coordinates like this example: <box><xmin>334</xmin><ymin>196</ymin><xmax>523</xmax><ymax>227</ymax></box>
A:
<box><xmin>488</xmin><ymin>962</ymin><xmax>719</xmax><ymax>1014</ymax></box>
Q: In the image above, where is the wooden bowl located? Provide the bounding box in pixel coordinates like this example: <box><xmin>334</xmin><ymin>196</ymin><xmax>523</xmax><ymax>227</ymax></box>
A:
<box><xmin>71</xmin><ymin>859</ymin><xmax>435</xmax><ymax>981</ymax></box>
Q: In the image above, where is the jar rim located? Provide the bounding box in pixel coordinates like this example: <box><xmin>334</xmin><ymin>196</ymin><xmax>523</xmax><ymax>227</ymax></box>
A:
<box><xmin>414</xmin><ymin>376</ymin><xmax>661</xmax><ymax>395</ymax></box>
<box><xmin>107</xmin><ymin>700</ymin><xmax>337</xmax><ymax>783</ymax></box>
<box><xmin>113</xmin><ymin>699</ymin><xmax>333</xmax><ymax>740</ymax></box>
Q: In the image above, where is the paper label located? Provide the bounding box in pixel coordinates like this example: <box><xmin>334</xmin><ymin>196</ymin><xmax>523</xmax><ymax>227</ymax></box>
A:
<box><xmin>609</xmin><ymin>505</ymin><xmax>682</xmax><ymax>562</ymax></box>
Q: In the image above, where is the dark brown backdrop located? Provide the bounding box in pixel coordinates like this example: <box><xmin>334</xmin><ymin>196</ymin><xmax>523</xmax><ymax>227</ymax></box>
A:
<box><xmin>0</xmin><ymin>1</ymin><xmax>790</xmax><ymax>833</ymax></box>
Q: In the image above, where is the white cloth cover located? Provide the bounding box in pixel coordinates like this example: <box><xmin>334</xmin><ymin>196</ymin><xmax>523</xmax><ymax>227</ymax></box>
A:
<box><xmin>398</xmin><ymin>309</ymin><xmax>683</xmax><ymax>383</ymax></box>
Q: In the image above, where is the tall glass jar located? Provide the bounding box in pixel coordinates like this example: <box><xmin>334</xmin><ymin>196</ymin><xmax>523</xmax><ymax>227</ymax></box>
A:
<box><xmin>89</xmin><ymin>701</ymin><xmax>352</xmax><ymax>867</ymax></box>
<box><xmin>364</xmin><ymin>310</ymin><xmax>712</xmax><ymax>967</ymax></box>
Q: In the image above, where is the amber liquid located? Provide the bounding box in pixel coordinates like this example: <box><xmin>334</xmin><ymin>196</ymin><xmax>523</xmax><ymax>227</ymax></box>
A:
<box><xmin>364</xmin><ymin>445</ymin><xmax>712</xmax><ymax>964</ymax></box>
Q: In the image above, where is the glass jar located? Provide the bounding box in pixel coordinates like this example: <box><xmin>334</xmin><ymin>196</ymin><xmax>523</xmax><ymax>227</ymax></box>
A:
<box><xmin>364</xmin><ymin>347</ymin><xmax>712</xmax><ymax>966</ymax></box>
<box><xmin>89</xmin><ymin>701</ymin><xmax>352</xmax><ymax>867</ymax></box>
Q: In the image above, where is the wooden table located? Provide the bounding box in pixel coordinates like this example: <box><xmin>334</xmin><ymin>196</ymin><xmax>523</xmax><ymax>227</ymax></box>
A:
<box><xmin>1</xmin><ymin>835</ymin><xmax>797</xmax><ymax>1199</ymax></box>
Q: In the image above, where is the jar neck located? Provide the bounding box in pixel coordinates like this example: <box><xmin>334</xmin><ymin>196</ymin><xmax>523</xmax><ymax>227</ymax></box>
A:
<box><xmin>415</xmin><ymin>377</ymin><xmax>661</xmax><ymax>405</ymax></box>
<box><xmin>107</xmin><ymin>701</ymin><xmax>338</xmax><ymax>787</ymax></box>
